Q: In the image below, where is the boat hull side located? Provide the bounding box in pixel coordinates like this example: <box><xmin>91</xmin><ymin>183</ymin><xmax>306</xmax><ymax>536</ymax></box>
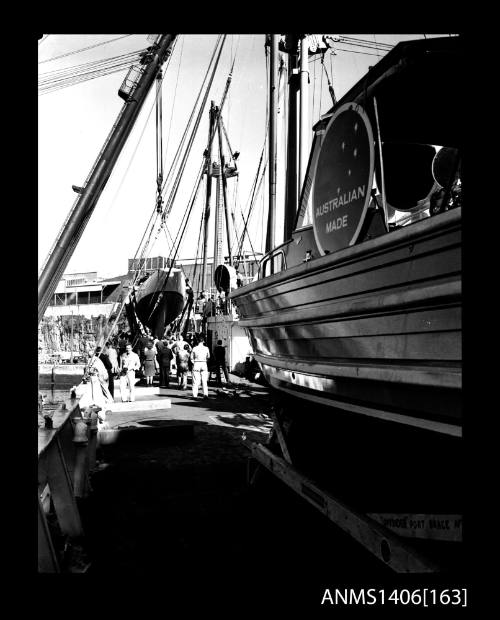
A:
<box><xmin>230</xmin><ymin>210</ymin><xmax>461</xmax><ymax>433</ymax></box>
<box><xmin>134</xmin><ymin>269</ymin><xmax>186</xmax><ymax>338</ymax></box>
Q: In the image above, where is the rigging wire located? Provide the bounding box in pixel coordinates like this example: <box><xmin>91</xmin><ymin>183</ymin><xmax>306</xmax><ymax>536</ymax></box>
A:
<box><xmin>163</xmin><ymin>35</ymin><xmax>184</xmax><ymax>168</ymax></box>
<box><xmin>39</xmin><ymin>49</ymin><xmax>141</xmax><ymax>79</ymax></box>
<box><xmin>159</xmin><ymin>35</ymin><xmax>223</xmax><ymax>199</ymax></box>
<box><xmin>132</xmin><ymin>34</ymin><xmax>223</xmax><ymax>277</ymax></box>
<box><xmin>219</xmin><ymin>118</ymin><xmax>236</xmax><ymax>166</ymax></box>
<box><xmin>39</xmin><ymin>62</ymin><xmax>140</xmax><ymax>93</ymax></box>
<box><xmin>334</xmin><ymin>47</ymin><xmax>390</xmax><ymax>57</ymax></box>
<box><xmin>320</xmin><ymin>50</ymin><xmax>337</xmax><ymax>105</ymax></box>
<box><xmin>97</xmin><ymin>42</ymin><xmax>178</xmax><ymax>260</ymax></box>
<box><xmin>155</xmin><ymin>69</ymin><xmax>164</xmax><ymax>213</ymax></box>
<box><xmin>107</xmin><ymin>40</ymin><xmax>180</xmax><ymax>289</ymax></box>
<box><xmin>39</xmin><ymin>59</ymin><xmax>146</xmax><ymax>277</ymax></box>
<box><xmin>336</xmin><ymin>35</ymin><xmax>393</xmax><ymax>50</ymax></box>
<box><xmin>145</xmin><ymin>160</ymin><xmax>206</xmax><ymax>323</ymax></box>
<box><xmin>38</xmin><ymin>51</ymin><xmax>144</xmax><ymax>94</ymax></box>
<box><xmin>318</xmin><ymin>53</ymin><xmax>324</xmax><ymax>119</ymax></box>
<box><xmin>227</xmin><ymin>34</ymin><xmax>241</xmax><ymax>135</ymax></box>
<box><xmin>38</xmin><ymin>58</ymin><xmax>140</xmax><ymax>88</ymax></box>
<box><xmin>312</xmin><ymin>53</ymin><xmax>317</xmax><ymax>123</ymax></box>
<box><xmin>233</xmin><ymin>124</ymin><xmax>268</xmax><ymax>261</ymax></box>
<box><xmin>191</xmin><ymin>190</ymin><xmax>207</xmax><ymax>293</ymax></box>
<box><xmin>99</xmin><ymin>88</ymin><xmax>162</xmax><ymax>226</ymax></box>
<box><xmin>232</xmin><ymin>39</ymin><xmax>274</xmax><ymax>262</ymax></box>
<box><xmin>143</xmin><ymin>39</ymin><xmax>240</xmax><ymax>322</ymax></box>
<box><xmin>39</xmin><ymin>35</ymin><xmax>132</xmax><ymax>64</ymax></box>
<box><xmin>136</xmin><ymin>36</ymin><xmax>228</xmax><ymax>320</ymax></box>
<box><xmin>236</xmin><ymin>35</ymin><xmax>258</xmax><ymax>154</ymax></box>
<box><xmin>162</xmin><ymin>224</ymin><xmax>173</xmax><ymax>255</ymax></box>
<box><xmin>160</xmin><ymin>36</ymin><xmax>229</xmax><ymax>223</ymax></box>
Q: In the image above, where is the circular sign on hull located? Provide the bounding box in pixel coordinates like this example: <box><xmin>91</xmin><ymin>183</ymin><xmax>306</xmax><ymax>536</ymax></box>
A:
<box><xmin>312</xmin><ymin>102</ymin><xmax>374</xmax><ymax>256</ymax></box>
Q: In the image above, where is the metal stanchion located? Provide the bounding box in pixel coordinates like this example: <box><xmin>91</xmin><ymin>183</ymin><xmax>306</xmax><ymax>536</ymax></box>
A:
<box><xmin>72</xmin><ymin>417</ymin><xmax>89</xmax><ymax>498</ymax></box>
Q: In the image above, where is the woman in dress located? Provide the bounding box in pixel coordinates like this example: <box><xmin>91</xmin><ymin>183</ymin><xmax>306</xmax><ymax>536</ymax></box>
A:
<box><xmin>176</xmin><ymin>344</ymin><xmax>191</xmax><ymax>390</ymax></box>
<box><xmin>143</xmin><ymin>346</ymin><xmax>157</xmax><ymax>386</ymax></box>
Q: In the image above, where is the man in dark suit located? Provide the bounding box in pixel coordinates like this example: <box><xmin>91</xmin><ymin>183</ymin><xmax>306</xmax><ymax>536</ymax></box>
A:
<box><xmin>156</xmin><ymin>338</ymin><xmax>173</xmax><ymax>387</ymax></box>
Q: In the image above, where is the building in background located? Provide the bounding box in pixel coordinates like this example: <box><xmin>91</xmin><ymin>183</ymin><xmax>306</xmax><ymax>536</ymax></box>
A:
<box><xmin>44</xmin><ymin>270</ymin><xmax>129</xmax><ymax>319</ymax></box>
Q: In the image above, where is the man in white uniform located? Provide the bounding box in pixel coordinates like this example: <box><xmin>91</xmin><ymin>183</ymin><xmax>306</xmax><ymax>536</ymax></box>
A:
<box><xmin>119</xmin><ymin>344</ymin><xmax>141</xmax><ymax>402</ymax></box>
<box><xmin>190</xmin><ymin>336</ymin><xmax>210</xmax><ymax>399</ymax></box>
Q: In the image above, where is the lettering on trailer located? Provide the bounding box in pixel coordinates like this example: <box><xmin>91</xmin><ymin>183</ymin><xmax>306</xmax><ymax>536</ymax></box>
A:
<box><xmin>367</xmin><ymin>513</ymin><xmax>463</xmax><ymax>542</ymax></box>
<box><xmin>312</xmin><ymin>103</ymin><xmax>374</xmax><ymax>255</ymax></box>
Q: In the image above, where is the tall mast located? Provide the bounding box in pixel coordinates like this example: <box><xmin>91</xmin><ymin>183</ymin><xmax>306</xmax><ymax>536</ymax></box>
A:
<box><xmin>38</xmin><ymin>34</ymin><xmax>177</xmax><ymax>324</ymax></box>
<box><xmin>212</xmin><ymin>126</ymin><xmax>223</xmax><ymax>272</ymax></box>
<box><xmin>201</xmin><ymin>101</ymin><xmax>217</xmax><ymax>292</ymax></box>
<box><xmin>283</xmin><ymin>34</ymin><xmax>300</xmax><ymax>241</ymax></box>
<box><xmin>266</xmin><ymin>34</ymin><xmax>279</xmax><ymax>253</ymax></box>
<box><xmin>299</xmin><ymin>35</ymin><xmax>309</xmax><ymax>193</ymax></box>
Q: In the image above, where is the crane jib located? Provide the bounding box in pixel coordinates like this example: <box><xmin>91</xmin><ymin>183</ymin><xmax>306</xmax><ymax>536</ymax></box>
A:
<box><xmin>38</xmin><ymin>35</ymin><xmax>177</xmax><ymax>325</ymax></box>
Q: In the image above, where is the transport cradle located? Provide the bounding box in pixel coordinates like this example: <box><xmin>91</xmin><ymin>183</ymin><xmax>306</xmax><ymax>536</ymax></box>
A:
<box><xmin>243</xmin><ymin>407</ymin><xmax>462</xmax><ymax>574</ymax></box>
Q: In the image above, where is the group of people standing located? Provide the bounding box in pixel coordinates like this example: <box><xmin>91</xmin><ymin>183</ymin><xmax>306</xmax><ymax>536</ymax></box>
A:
<box><xmin>155</xmin><ymin>333</ymin><xmax>228</xmax><ymax>400</ymax></box>
<box><xmin>86</xmin><ymin>331</ymin><xmax>231</xmax><ymax>403</ymax></box>
<box><xmin>86</xmin><ymin>339</ymin><xmax>139</xmax><ymax>403</ymax></box>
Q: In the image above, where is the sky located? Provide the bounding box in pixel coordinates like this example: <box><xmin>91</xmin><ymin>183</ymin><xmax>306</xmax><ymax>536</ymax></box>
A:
<box><xmin>38</xmin><ymin>33</ymin><xmax>451</xmax><ymax>279</ymax></box>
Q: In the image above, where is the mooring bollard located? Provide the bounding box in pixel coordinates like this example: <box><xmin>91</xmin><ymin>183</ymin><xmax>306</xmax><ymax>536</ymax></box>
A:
<box><xmin>72</xmin><ymin>418</ymin><xmax>89</xmax><ymax>498</ymax></box>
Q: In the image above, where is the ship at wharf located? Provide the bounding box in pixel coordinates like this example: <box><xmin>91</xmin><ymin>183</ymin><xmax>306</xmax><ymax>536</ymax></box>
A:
<box><xmin>37</xmin><ymin>33</ymin><xmax>465</xmax><ymax>587</ymax></box>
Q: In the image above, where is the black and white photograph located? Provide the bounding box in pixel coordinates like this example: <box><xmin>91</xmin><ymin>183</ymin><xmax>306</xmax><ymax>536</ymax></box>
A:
<box><xmin>37</xmin><ymin>32</ymin><xmax>466</xmax><ymax>608</ymax></box>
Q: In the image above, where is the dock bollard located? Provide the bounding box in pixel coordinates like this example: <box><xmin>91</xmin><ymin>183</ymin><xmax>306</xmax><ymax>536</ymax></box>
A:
<box><xmin>72</xmin><ymin>418</ymin><xmax>89</xmax><ymax>498</ymax></box>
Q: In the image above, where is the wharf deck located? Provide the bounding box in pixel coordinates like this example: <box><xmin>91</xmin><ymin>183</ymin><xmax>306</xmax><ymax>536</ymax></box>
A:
<box><xmin>80</xmin><ymin>377</ymin><xmax>394</xmax><ymax>587</ymax></box>
<box><xmin>41</xmin><ymin>373</ymin><xmax>463</xmax><ymax>584</ymax></box>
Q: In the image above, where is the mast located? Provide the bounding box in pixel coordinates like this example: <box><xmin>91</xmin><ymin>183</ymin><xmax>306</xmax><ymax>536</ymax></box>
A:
<box><xmin>266</xmin><ymin>34</ymin><xmax>278</xmax><ymax>253</ymax></box>
<box><xmin>38</xmin><ymin>34</ymin><xmax>177</xmax><ymax>324</ymax></box>
<box><xmin>213</xmin><ymin>154</ymin><xmax>223</xmax><ymax>272</ymax></box>
<box><xmin>283</xmin><ymin>34</ymin><xmax>300</xmax><ymax>242</ymax></box>
<box><xmin>299</xmin><ymin>35</ymin><xmax>309</xmax><ymax>193</ymax></box>
<box><xmin>201</xmin><ymin>101</ymin><xmax>217</xmax><ymax>293</ymax></box>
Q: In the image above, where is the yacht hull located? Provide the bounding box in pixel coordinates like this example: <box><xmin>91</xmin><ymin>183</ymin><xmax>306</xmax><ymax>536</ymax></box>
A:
<box><xmin>134</xmin><ymin>269</ymin><xmax>186</xmax><ymax>339</ymax></box>
<box><xmin>230</xmin><ymin>209</ymin><xmax>461</xmax><ymax>436</ymax></box>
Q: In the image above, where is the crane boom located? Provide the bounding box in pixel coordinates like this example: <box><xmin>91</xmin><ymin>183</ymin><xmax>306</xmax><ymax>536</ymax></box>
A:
<box><xmin>38</xmin><ymin>34</ymin><xmax>177</xmax><ymax>324</ymax></box>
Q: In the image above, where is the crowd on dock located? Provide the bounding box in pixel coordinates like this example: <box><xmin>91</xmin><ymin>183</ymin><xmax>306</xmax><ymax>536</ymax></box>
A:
<box><xmin>84</xmin><ymin>329</ymin><xmax>231</xmax><ymax>405</ymax></box>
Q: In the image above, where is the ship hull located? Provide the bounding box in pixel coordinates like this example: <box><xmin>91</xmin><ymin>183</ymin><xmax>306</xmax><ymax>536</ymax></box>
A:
<box><xmin>231</xmin><ymin>208</ymin><xmax>461</xmax><ymax>437</ymax></box>
<box><xmin>134</xmin><ymin>269</ymin><xmax>186</xmax><ymax>339</ymax></box>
